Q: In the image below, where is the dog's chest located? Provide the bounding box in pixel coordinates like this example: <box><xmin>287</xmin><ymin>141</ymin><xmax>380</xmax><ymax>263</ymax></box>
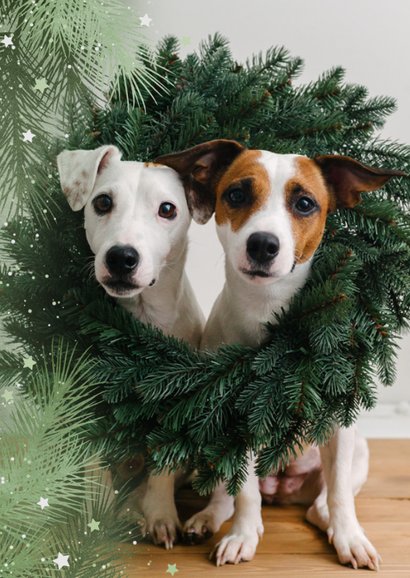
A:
<box><xmin>119</xmin><ymin>273</ymin><xmax>204</xmax><ymax>347</ymax></box>
<box><xmin>121</xmin><ymin>296</ymin><xmax>178</xmax><ymax>336</ymax></box>
<box><xmin>220</xmin><ymin>262</ymin><xmax>312</xmax><ymax>347</ymax></box>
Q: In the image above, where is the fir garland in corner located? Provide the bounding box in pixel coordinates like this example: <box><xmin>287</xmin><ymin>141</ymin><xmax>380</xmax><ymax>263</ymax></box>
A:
<box><xmin>1</xmin><ymin>34</ymin><xmax>409</xmax><ymax>495</ymax></box>
<box><xmin>0</xmin><ymin>344</ymin><xmax>134</xmax><ymax>577</ymax></box>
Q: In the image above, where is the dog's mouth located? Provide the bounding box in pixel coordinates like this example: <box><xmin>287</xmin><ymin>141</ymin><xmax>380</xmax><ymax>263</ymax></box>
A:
<box><xmin>240</xmin><ymin>268</ymin><xmax>274</xmax><ymax>279</ymax></box>
<box><xmin>240</xmin><ymin>260</ymin><xmax>297</xmax><ymax>281</ymax></box>
<box><xmin>103</xmin><ymin>278</ymin><xmax>140</xmax><ymax>295</ymax></box>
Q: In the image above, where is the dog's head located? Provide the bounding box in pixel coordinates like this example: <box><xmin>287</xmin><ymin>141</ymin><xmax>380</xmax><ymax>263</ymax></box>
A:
<box><xmin>156</xmin><ymin>140</ymin><xmax>405</xmax><ymax>285</ymax></box>
<box><xmin>57</xmin><ymin>145</ymin><xmax>197</xmax><ymax>298</ymax></box>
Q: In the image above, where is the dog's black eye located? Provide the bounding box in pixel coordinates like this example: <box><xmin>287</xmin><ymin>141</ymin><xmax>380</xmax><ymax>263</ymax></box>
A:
<box><xmin>93</xmin><ymin>194</ymin><xmax>113</xmax><ymax>215</ymax></box>
<box><xmin>158</xmin><ymin>202</ymin><xmax>177</xmax><ymax>220</ymax></box>
<box><xmin>227</xmin><ymin>188</ymin><xmax>247</xmax><ymax>207</ymax></box>
<box><xmin>294</xmin><ymin>196</ymin><xmax>317</xmax><ymax>215</ymax></box>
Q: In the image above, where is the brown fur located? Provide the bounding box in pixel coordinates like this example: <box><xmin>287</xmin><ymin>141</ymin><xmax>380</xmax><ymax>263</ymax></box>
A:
<box><xmin>215</xmin><ymin>150</ymin><xmax>271</xmax><ymax>232</ymax></box>
<box><xmin>144</xmin><ymin>161</ymin><xmax>165</xmax><ymax>168</ymax></box>
<box><xmin>315</xmin><ymin>155</ymin><xmax>406</xmax><ymax>208</ymax></box>
<box><xmin>286</xmin><ymin>157</ymin><xmax>331</xmax><ymax>263</ymax></box>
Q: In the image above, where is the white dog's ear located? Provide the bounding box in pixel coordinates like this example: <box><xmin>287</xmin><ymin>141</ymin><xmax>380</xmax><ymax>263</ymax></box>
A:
<box><xmin>57</xmin><ymin>145</ymin><xmax>122</xmax><ymax>211</ymax></box>
<box><xmin>314</xmin><ymin>155</ymin><xmax>406</xmax><ymax>210</ymax></box>
<box><xmin>155</xmin><ymin>139</ymin><xmax>245</xmax><ymax>224</ymax></box>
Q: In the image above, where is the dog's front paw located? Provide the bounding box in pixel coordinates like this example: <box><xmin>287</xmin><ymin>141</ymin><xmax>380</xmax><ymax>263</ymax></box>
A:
<box><xmin>145</xmin><ymin>509</ymin><xmax>181</xmax><ymax>550</ymax></box>
<box><xmin>183</xmin><ymin>509</ymin><xmax>219</xmax><ymax>544</ymax></box>
<box><xmin>210</xmin><ymin>526</ymin><xmax>263</xmax><ymax>566</ymax></box>
<box><xmin>328</xmin><ymin>522</ymin><xmax>381</xmax><ymax>570</ymax></box>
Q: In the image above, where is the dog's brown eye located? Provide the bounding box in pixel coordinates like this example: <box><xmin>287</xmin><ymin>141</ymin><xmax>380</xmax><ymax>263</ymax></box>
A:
<box><xmin>227</xmin><ymin>188</ymin><xmax>247</xmax><ymax>207</ymax></box>
<box><xmin>93</xmin><ymin>194</ymin><xmax>113</xmax><ymax>215</ymax></box>
<box><xmin>158</xmin><ymin>202</ymin><xmax>177</xmax><ymax>220</ymax></box>
<box><xmin>294</xmin><ymin>196</ymin><xmax>317</xmax><ymax>215</ymax></box>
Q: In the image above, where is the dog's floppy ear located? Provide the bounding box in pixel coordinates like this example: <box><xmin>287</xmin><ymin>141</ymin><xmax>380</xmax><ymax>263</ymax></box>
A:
<box><xmin>314</xmin><ymin>155</ymin><xmax>406</xmax><ymax>210</ymax></box>
<box><xmin>155</xmin><ymin>139</ymin><xmax>245</xmax><ymax>224</ymax></box>
<box><xmin>57</xmin><ymin>145</ymin><xmax>122</xmax><ymax>211</ymax></box>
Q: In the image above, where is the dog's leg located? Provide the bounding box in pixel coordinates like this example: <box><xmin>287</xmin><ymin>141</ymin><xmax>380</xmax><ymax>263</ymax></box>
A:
<box><xmin>306</xmin><ymin>490</ymin><xmax>329</xmax><ymax>529</ymax></box>
<box><xmin>119</xmin><ymin>471</ymin><xmax>181</xmax><ymax>548</ymax></box>
<box><xmin>318</xmin><ymin>426</ymin><xmax>380</xmax><ymax>570</ymax></box>
<box><xmin>183</xmin><ymin>481</ymin><xmax>234</xmax><ymax>543</ymax></box>
<box><xmin>210</xmin><ymin>457</ymin><xmax>264</xmax><ymax>566</ymax></box>
<box><xmin>139</xmin><ymin>471</ymin><xmax>181</xmax><ymax>549</ymax></box>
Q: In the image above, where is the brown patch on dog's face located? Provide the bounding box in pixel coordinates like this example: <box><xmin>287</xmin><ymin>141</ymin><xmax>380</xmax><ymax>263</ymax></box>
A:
<box><xmin>285</xmin><ymin>157</ymin><xmax>330</xmax><ymax>263</ymax></box>
<box><xmin>215</xmin><ymin>150</ymin><xmax>271</xmax><ymax>232</ymax></box>
<box><xmin>215</xmin><ymin>153</ymin><xmax>333</xmax><ymax>263</ymax></box>
<box><xmin>144</xmin><ymin>161</ymin><xmax>164</xmax><ymax>168</ymax></box>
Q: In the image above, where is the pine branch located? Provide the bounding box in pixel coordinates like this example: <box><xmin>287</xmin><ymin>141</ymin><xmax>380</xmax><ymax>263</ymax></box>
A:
<box><xmin>0</xmin><ymin>342</ymin><xmax>130</xmax><ymax>577</ymax></box>
<box><xmin>0</xmin><ymin>1</ymin><xmax>168</xmax><ymax>218</ymax></box>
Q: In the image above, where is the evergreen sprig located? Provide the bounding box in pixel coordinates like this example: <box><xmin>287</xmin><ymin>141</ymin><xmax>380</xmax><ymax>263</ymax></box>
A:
<box><xmin>0</xmin><ymin>342</ymin><xmax>134</xmax><ymax>577</ymax></box>
<box><xmin>0</xmin><ymin>34</ymin><xmax>409</xmax><ymax>495</ymax></box>
<box><xmin>0</xmin><ymin>1</ymin><xmax>166</xmax><ymax>217</ymax></box>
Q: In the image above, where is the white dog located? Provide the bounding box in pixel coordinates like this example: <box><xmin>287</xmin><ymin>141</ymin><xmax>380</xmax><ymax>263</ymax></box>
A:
<box><xmin>156</xmin><ymin>139</ymin><xmax>403</xmax><ymax>568</ymax></box>
<box><xmin>57</xmin><ymin>144</ymin><xmax>205</xmax><ymax>548</ymax></box>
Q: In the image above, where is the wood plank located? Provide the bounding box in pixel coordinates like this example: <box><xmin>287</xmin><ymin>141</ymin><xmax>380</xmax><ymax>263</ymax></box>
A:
<box><xmin>120</xmin><ymin>439</ymin><xmax>410</xmax><ymax>576</ymax></box>
<box><xmin>364</xmin><ymin>439</ymin><xmax>410</xmax><ymax>498</ymax></box>
<box><xmin>121</xmin><ymin>550</ymin><xmax>410</xmax><ymax>577</ymax></box>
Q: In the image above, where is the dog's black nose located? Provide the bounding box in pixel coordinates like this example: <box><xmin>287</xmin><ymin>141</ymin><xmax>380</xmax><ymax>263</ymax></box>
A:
<box><xmin>105</xmin><ymin>245</ymin><xmax>139</xmax><ymax>276</ymax></box>
<box><xmin>246</xmin><ymin>232</ymin><xmax>280</xmax><ymax>264</ymax></box>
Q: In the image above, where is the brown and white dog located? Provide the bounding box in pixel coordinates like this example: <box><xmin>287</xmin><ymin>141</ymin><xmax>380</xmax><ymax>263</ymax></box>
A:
<box><xmin>156</xmin><ymin>140</ymin><xmax>404</xmax><ymax>569</ymax></box>
<box><xmin>57</xmin><ymin>144</ymin><xmax>205</xmax><ymax>549</ymax></box>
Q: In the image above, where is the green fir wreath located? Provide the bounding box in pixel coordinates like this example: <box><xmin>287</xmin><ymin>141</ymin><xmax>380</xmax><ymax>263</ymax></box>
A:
<box><xmin>1</xmin><ymin>34</ymin><xmax>410</xmax><ymax>496</ymax></box>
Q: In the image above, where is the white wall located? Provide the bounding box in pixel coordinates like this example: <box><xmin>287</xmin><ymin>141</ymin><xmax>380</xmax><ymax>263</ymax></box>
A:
<box><xmin>134</xmin><ymin>0</ymin><xmax>410</xmax><ymax>409</ymax></box>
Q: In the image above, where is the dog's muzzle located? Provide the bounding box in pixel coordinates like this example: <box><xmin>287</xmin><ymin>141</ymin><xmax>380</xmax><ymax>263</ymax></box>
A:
<box><xmin>243</xmin><ymin>232</ymin><xmax>280</xmax><ymax>278</ymax></box>
<box><xmin>105</xmin><ymin>244</ymin><xmax>139</xmax><ymax>276</ymax></box>
<box><xmin>103</xmin><ymin>244</ymin><xmax>140</xmax><ymax>294</ymax></box>
<box><xmin>246</xmin><ymin>232</ymin><xmax>280</xmax><ymax>266</ymax></box>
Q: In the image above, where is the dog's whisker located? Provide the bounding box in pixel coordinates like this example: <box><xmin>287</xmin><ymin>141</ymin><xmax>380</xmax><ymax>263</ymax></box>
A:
<box><xmin>83</xmin><ymin>258</ymin><xmax>95</xmax><ymax>281</ymax></box>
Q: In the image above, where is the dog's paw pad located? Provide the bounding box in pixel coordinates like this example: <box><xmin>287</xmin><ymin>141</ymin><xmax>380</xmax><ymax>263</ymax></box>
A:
<box><xmin>183</xmin><ymin>512</ymin><xmax>217</xmax><ymax>544</ymax></box>
<box><xmin>183</xmin><ymin>527</ymin><xmax>213</xmax><ymax>545</ymax></box>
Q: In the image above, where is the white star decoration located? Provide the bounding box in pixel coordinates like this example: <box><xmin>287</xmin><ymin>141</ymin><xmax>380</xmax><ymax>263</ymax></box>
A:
<box><xmin>1</xmin><ymin>389</ymin><xmax>13</xmax><ymax>403</ymax></box>
<box><xmin>22</xmin><ymin>130</ymin><xmax>35</xmax><ymax>143</ymax></box>
<box><xmin>139</xmin><ymin>14</ymin><xmax>152</xmax><ymax>27</ymax></box>
<box><xmin>23</xmin><ymin>355</ymin><xmax>36</xmax><ymax>370</ymax></box>
<box><xmin>37</xmin><ymin>497</ymin><xmax>49</xmax><ymax>510</ymax></box>
<box><xmin>1</xmin><ymin>35</ymin><xmax>14</xmax><ymax>48</ymax></box>
<box><xmin>87</xmin><ymin>518</ymin><xmax>100</xmax><ymax>532</ymax></box>
<box><xmin>53</xmin><ymin>553</ymin><xmax>69</xmax><ymax>570</ymax></box>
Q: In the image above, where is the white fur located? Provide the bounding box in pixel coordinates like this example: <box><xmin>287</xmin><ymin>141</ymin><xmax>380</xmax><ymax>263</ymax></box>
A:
<box><xmin>198</xmin><ymin>150</ymin><xmax>378</xmax><ymax>569</ymax></box>
<box><xmin>57</xmin><ymin>145</ymin><xmax>205</xmax><ymax>548</ymax></box>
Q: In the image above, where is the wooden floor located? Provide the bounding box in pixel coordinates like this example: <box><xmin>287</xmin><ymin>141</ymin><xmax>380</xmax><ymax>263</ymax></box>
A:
<box><xmin>119</xmin><ymin>440</ymin><xmax>410</xmax><ymax>577</ymax></box>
